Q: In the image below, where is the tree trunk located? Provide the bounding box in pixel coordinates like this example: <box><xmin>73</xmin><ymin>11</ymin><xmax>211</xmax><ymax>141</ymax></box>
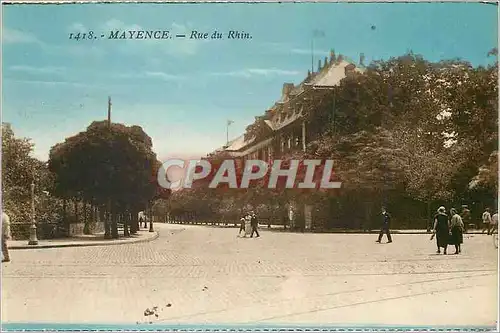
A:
<box><xmin>149</xmin><ymin>205</ymin><xmax>154</xmax><ymax>232</ymax></box>
<box><xmin>83</xmin><ymin>201</ymin><xmax>91</xmax><ymax>234</ymax></box>
<box><xmin>124</xmin><ymin>209</ymin><xmax>130</xmax><ymax>237</ymax></box>
<box><xmin>63</xmin><ymin>199</ymin><xmax>68</xmax><ymax>234</ymax></box>
<box><xmin>130</xmin><ymin>209</ymin><xmax>138</xmax><ymax>234</ymax></box>
<box><xmin>104</xmin><ymin>201</ymin><xmax>112</xmax><ymax>239</ymax></box>
<box><xmin>74</xmin><ymin>200</ymin><xmax>79</xmax><ymax>224</ymax></box>
<box><xmin>111</xmin><ymin>205</ymin><xmax>119</xmax><ymax>239</ymax></box>
<box><xmin>426</xmin><ymin>200</ymin><xmax>431</xmax><ymax>232</ymax></box>
<box><xmin>364</xmin><ymin>200</ymin><xmax>373</xmax><ymax>232</ymax></box>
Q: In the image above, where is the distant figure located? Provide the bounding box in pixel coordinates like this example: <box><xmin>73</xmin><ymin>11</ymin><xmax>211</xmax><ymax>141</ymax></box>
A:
<box><xmin>432</xmin><ymin>206</ymin><xmax>449</xmax><ymax>254</ymax></box>
<box><xmin>139</xmin><ymin>216</ymin><xmax>145</xmax><ymax>229</ymax></box>
<box><xmin>238</xmin><ymin>216</ymin><xmax>246</xmax><ymax>237</ymax></box>
<box><xmin>461</xmin><ymin>205</ymin><xmax>471</xmax><ymax>232</ymax></box>
<box><xmin>449</xmin><ymin>208</ymin><xmax>464</xmax><ymax>254</ymax></box>
<box><xmin>482</xmin><ymin>208</ymin><xmax>492</xmax><ymax>235</ymax></box>
<box><xmin>244</xmin><ymin>214</ymin><xmax>252</xmax><ymax>237</ymax></box>
<box><xmin>250</xmin><ymin>211</ymin><xmax>260</xmax><ymax>238</ymax></box>
<box><xmin>376</xmin><ymin>207</ymin><xmax>392</xmax><ymax>243</ymax></box>
<box><xmin>2</xmin><ymin>212</ymin><xmax>11</xmax><ymax>263</ymax></box>
<box><xmin>491</xmin><ymin>210</ymin><xmax>498</xmax><ymax>234</ymax></box>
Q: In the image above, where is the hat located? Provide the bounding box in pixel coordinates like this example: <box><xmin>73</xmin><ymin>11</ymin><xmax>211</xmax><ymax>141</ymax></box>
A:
<box><xmin>438</xmin><ymin>206</ymin><xmax>446</xmax><ymax>213</ymax></box>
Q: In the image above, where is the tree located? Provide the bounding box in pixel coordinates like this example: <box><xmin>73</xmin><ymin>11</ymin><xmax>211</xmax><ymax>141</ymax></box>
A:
<box><xmin>49</xmin><ymin>121</ymin><xmax>160</xmax><ymax>238</ymax></box>
<box><xmin>2</xmin><ymin>123</ymin><xmax>37</xmax><ymax>224</ymax></box>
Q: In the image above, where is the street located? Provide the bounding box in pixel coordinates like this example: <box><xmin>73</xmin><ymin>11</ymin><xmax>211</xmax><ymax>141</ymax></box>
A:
<box><xmin>2</xmin><ymin>224</ymin><xmax>498</xmax><ymax>327</ymax></box>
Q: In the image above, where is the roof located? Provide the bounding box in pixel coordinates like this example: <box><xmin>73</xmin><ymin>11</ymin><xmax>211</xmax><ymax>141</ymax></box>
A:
<box><xmin>310</xmin><ymin>60</ymin><xmax>365</xmax><ymax>88</ymax></box>
<box><xmin>224</xmin><ymin>134</ymin><xmax>255</xmax><ymax>152</ymax></box>
<box><xmin>263</xmin><ymin>119</ymin><xmax>275</xmax><ymax>131</ymax></box>
<box><xmin>214</xmin><ymin>53</ymin><xmax>365</xmax><ymax>155</ymax></box>
<box><xmin>228</xmin><ymin>138</ymin><xmax>274</xmax><ymax>157</ymax></box>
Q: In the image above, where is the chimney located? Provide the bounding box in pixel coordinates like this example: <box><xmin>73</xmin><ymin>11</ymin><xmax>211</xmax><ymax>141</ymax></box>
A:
<box><xmin>344</xmin><ymin>63</ymin><xmax>356</xmax><ymax>77</ymax></box>
<box><xmin>337</xmin><ymin>54</ymin><xmax>344</xmax><ymax>63</ymax></box>
<box><xmin>359</xmin><ymin>53</ymin><xmax>365</xmax><ymax>66</ymax></box>
<box><xmin>317</xmin><ymin>59</ymin><xmax>322</xmax><ymax>72</ymax></box>
<box><xmin>330</xmin><ymin>49</ymin><xmax>336</xmax><ymax>63</ymax></box>
<box><xmin>282</xmin><ymin>83</ymin><xmax>294</xmax><ymax>99</ymax></box>
<box><xmin>307</xmin><ymin>70</ymin><xmax>311</xmax><ymax>78</ymax></box>
<box><xmin>324</xmin><ymin>56</ymin><xmax>328</xmax><ymax>68</ymax></box>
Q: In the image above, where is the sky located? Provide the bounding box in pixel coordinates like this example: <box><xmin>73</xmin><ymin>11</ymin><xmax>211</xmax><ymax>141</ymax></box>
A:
<box><xmin>2</xmin><ymin>2</ymin><xmax>498</xmax><ymax>162</ymax></box>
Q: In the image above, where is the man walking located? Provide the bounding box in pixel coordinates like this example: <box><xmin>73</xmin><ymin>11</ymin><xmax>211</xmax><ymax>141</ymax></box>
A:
<box><xmin>250</xmin><ymin>211</ymin><xmax>260</xmax><ymax>238</ymax></box>
<box><xmin>2</xmin><ymin>211</ymin><xmax>12</xmax><ymax>263</ymax></box>
<box><xmin>376</xmin><ymin>207</ymin><xmax>392</xmax><ymax>243</ymax></box>
<box><xmin>482</xmin><ymin>208</ymin><xmax>492</xmax><ymax>235</ymax></box>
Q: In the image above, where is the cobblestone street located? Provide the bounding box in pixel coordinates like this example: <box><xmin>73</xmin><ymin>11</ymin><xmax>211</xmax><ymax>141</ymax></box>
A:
<box><xmin>2</xmin><ymin>224</ymin><xmax>498</xmax><ymax>327</ymax></box>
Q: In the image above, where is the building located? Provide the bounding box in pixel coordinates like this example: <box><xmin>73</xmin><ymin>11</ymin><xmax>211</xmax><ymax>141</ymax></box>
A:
<box><xmin>214</xmin><ymin>50</ymin><xmax>366</xmax><ymax>230</ymax></box>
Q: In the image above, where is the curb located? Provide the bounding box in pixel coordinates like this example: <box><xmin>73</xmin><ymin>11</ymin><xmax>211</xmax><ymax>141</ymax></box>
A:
<box><xmin>166</xmin><ymin>223</ymin><xmax>488</xmax><ymax>235</ymax></box>
<box><xmin>8</xmin><ymin>231</ymin><xmax>159</xmax><ymax>250</ymax></box>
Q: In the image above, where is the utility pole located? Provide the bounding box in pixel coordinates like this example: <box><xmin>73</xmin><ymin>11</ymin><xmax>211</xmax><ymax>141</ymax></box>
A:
<box><xmin>105</xmin><ymin>95</ymin><xmax>112</xmax><ymax>239</ymax></box>
<box><xmin>311</xmin><ymin>38</ymin><xmax>314</xmax><ymax>74</ymax></box>
<box><xmin>311</xmin><ymin>29</ymin><xmax>325</xmax><ymax>74</ymax></box>
<box><xmin>107</xmin><ymin>96</ymin><xmax>112</xmax><ymax>128</ymax></box>
<box><xmin>226</xmin><ymin>120</ymin><xmax>234</xmax><ymax>147</ymax></box>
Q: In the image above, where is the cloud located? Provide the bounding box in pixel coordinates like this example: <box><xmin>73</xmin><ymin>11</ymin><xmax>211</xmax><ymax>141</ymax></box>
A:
<box><xmin>9</xmin><ymin>65</ymin><xmax>66</xmax><ymax>75</ymax></box>
<box><xmin>3</xmin><ymin>78</ymin><xmax>94</xmax><ymax>88</ymax></box>
<box><xmin>153</xmin><ymin>126</ymin><xmax>223</xmax><ymax>162</ymax></box>
<box><xmin>42</xmin><ymin>43</ymin><xmax>107</xmax><ymax>58</ymax></box>
<box><xmin>2</xmin><ymin>28</ymin><xmax>40</xmax><ymax>44</ymax></box>
<box><xmin>211</xmin><ymin>68</ymin><xmax>301</xmax><ymax>78</ymax></box>
<box><xmin>290</xmin><ymin>48</ymin><xmax>330</xmax><ymax>56</ymax></box>
<box><xmin>67</xmin><ymin>22</ymin><xmax>88</xmax><ymax>34</ymax></box>
<box><xmin>118</xmin><ymin>71</ymin><xmax>184</xmax><ymax>81</ymax></box>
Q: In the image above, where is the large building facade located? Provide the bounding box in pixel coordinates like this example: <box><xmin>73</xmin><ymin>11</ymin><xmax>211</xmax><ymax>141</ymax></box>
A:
<box><xmin>213</xmin><ymin>50</ymin><xmax>365</xmax><ymax>230</ymax></box>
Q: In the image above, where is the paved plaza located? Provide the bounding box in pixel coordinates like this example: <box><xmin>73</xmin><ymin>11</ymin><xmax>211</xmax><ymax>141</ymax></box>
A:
<box><xmin>1</xmin><ymin>224</ymin><xmax>498</xmax><ymax>327</ymax></box>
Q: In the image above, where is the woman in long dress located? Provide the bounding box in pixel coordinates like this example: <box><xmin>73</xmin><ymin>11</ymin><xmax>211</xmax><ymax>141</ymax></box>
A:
<box><xmin>449</xmin><ymin>208</ymin><xmax>464</xmax><ymax>254</ymax></box>
<box><xmin>433</xmin><ymin>206</ymin><xmax>449</xmax><ymax>254</ymax></box>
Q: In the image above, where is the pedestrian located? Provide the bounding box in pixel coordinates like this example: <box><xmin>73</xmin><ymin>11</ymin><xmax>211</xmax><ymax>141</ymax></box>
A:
<box><xmin>449</xmin><ymin>208</ymin><xmax>464</xmax><ymax>254</ymax></box>
<box><xmin>244</xmin><ymin>214</ymin><xmax>252</xmax><ymax>237</ymax></box>
<box><xmin>461</xmin><ymin>205</ymin><xmax>472</xmax><ymax>232</ymax></box>
<box><xmin>238</xmin><ymin>216</ymin><xmax>246</xmax><ymax>237</ymax></box>
<box><xmin>482</xmin><ymin>208</ymin><xmax>492</xmax><ymax>235</ymax></box>
<box><xmin>432</xmin><ymin>206</ymin><xmax>449</xmax><ymax>254</ymax></box>
<box><xmin>491</xmin><ymin>210</ymin><xmax>498</xmax><ymax>235</ymax></box>
<box><xmin>376</xmin><ymin>206</ymin><xmax>392</xmax><ymax>243</ymax></box>
<box><xmin>250</xmin><ymin>211</ymin><xmax>260</xmax><ymax>238</ymax></box>
<box><xmin>2</xmin><ymin>211</ymin><xmax>11</xmax><ymax>263</ymax></box>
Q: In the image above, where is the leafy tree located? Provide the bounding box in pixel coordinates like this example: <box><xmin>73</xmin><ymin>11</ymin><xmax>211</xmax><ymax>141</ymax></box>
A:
<box><xmin>49</xmin><ymin>121</ymin><xmax>161</xmax><ymax>238</ymax></box>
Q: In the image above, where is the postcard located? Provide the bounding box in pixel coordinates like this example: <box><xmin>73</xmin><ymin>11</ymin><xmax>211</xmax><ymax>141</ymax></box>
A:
<box><xmin>1</xmin><ymin>1</ymin><xmax>498</xmax><ymax>331</ymax></box>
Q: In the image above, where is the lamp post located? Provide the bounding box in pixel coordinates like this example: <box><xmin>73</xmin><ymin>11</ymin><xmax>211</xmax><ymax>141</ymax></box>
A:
<box><xmin>28</xmin><ymin>182</ymin><xmax>38</xmax><ymax>245</ymax></box>
<box><xmin>149</xmin><ymin>204</ymin><xmax>154</xmax><ymax>232</ymax></box>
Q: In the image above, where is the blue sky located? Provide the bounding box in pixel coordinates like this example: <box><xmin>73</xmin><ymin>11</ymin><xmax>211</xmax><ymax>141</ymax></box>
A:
<box><xmin>2</xmin><ymin>2</ymin><xmax>498</xmax><ymax>162</ymax></box>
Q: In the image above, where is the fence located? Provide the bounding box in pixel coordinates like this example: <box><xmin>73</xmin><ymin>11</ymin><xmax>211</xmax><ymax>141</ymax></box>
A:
<box><xmin>10</xmin><ymin>220</ymin><xmax>105</xmax><ymax>240</ymax></box>
<box><xmin>165</xmin><ymin>216</ymin><xmax>432</xmax><ymax>232</ymax></box>
<box><xmin>166</xmin><ymin>216</ymin><xmax>287</xmax><ymax>228</ymax></box>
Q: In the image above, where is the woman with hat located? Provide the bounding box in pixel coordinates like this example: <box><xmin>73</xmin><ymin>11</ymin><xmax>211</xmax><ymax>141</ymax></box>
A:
<box><xmin>432</xmin><ymin>206</ymin><xmax>449</xmax><ymax>254</ymax></box>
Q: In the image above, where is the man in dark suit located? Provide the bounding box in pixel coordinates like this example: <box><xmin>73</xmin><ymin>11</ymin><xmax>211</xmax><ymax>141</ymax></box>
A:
<box><xmin>250</xmin><ymin>211</ymin><xmax>260</xmax><ymax>238</ymax></box>
<box><xmin>376</xmin><ymin>207</ymin><xmax>392</xmax><ymax>243</ymax></box>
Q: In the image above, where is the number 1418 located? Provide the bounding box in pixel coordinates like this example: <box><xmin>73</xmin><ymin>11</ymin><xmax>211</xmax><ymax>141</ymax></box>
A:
<box><xmin>69</xmin><ymin>31</ymin><xmax>96</xmax><ymax>40</ymax></box>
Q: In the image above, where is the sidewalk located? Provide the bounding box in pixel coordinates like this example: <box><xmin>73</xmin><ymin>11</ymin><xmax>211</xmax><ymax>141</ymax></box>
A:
<box><xmin>260</xmin><ymin>225</ymin><xmax>489</xmax><ymax>234</ymax></box>
<box><xmin>7</xmin><ymin>229</ymin><xmax>159</xmax><ymax>250</ymax></box>
<box><xmin>175</xmin><ymin>222</ymin><xmax>489</xmax><ymax>235</ymax></box>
